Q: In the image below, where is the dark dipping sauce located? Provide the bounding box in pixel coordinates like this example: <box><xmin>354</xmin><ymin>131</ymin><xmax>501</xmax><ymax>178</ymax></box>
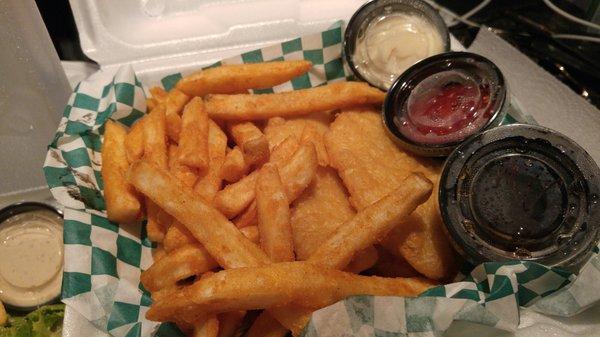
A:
<box><xmin>440</xmin><ymin>124</ymin><xmax>600</xmax><ymax>271</ymax></box>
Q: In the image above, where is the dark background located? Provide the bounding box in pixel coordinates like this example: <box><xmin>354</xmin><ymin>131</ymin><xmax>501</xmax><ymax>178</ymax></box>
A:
<box><xmin>35</xmin><ymin>0</ymin><xmax>600</xmax><ymax>108</ymax></box>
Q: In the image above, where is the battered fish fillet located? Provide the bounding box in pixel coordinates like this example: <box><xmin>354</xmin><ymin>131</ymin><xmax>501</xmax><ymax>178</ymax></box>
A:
<box><xmin>290</xmin><ymin>167</ymin><xmax>356</xmax><ymax>260</ymax></box>
<box><xmin>325</xmin><ymin>109</ymin><xmax>456</xmax><ymax>280</ymax></box>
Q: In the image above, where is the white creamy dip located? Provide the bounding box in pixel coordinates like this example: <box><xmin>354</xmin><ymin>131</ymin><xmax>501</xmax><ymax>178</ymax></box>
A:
<box><xmin>0</xmin><ymin>208</ymin><xmax>63</xmax><ymax>308</ymax></box>
<box><xmin>353</xmin><ymin>13</ymin><xmax>445</xmax><ymax>89</ymax></box>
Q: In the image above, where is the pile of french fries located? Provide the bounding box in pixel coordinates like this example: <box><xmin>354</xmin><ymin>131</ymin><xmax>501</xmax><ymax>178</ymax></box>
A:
<box><xmin>101</xmin><ymin>60</ymin><xmax>447</xmax><ymax>337</ymax></box>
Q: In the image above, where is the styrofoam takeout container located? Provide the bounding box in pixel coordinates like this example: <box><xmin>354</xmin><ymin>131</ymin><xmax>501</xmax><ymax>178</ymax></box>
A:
<box><xmin>62</xmin><ymin>1</ymin><xmax>600</xmax><ymax>336</ymax></box>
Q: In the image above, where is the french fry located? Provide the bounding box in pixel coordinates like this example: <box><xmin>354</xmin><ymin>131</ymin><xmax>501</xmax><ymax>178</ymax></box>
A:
<box><xmin>146</xmin><ymin>98</ymin><xmax>157</xmax><ymax>111</ymax></box>
<box><xmin>194</xmin><ymin>120</ymin><xmax>228</xmax><ymax>203</ymax></box>
<box><xmin>344</xmin><ymin>245</ymin><xmax>378</xmax><ymax>274</ymax></box>
<box><xmin>143</xmin><ymin>106</ymin><xmax>169</xmax><ymax>241</ymax></box>
<box><xmin>193</xmin><ymin>316</ymin><xmax>219</xmax><ymax>337</ymax></box>
<box><xmin>371</xmin><ymin>245</ymin><xmax>419</xmax><ymax>278</ymax></box>
<box><xmin>267</xmin><ymin>173</ymin><xmax>433</xmax><ymax>333</ymax></box>
<box><xmin>247</xmin><ymin>312</ymin><xmax>288</xmax><ymax>337</ymax></box>
<box><xmin>163</xmin><ymin>220</ymin><xmax>195</xmax><ymax>252</ymax></box>
<box><xmin>0</xmin><ymin>300</ymin><xmax>7</xmax><ymax>326</ymax></box>
<box><xmin>152</xmin><ymin>244</ymin><xmax>168</xmax><ymax>262</ymax></box>
<box><xmin>263</xmin><ymin>113</ymin><xmax>332</xmax><ymax>151</ymax></box>
<box><xmin>128</xmin><ymin>161</ymin><xmax>270</xmax><ymax>269</ymax></box>
<box><xmin>220</xmin><ymin>147</ymin><xmax>248</xmax><ymax>183</ymax></box>
<box><xmin>204</xmin><ymin>82</ymin><xmax>385</xmax><ymax>121</ymax></box>
<box><xmin>125</xmin><ymin>117</ymin><xmax>146</xmax><ymax>163</ymax></box>
<box><xmin>176</xmin><ymin>60</ymin><xmax>312</xmax><ymax>97</ymax></box>
<box><xmin>217</xmin><ymin>311</ymin><xmax>246</xmax><ymax>337</ymax></box>
<box><xmin>178</xmin><ymin>98</ymin><xmax>209</xmax><ymax>172</ymax></box>
<box><xmin>213</xmin><ymin>137</ymin><xmax>303</xmax><ymax>218</ymax></box>
<box><xmin>256</xmin><ymin>164</ymin><xmax>294</xmax><ymax>262</ymax></box>
<box><xmin>232</xmin><ymin>203</ymin><xmax>257</xmax><ymax>228</ymax></box>
<box><xmin>143</xmin><ymin>226</ymin><xmax>260</xmax><ymax>292</ymax></box>
<box><xmin>168</xmin><ymin>145</ymin><xmax>198</xmax><ymax>188</ymax></box>
<box><xmin>229</xmin><ymin>122</ymin><xmax>270</xmax><ymax>167</ymax></box>
<box><xmin>164</xmin><ymin>89</ymin><xmax>191</xmax><ymax>142</ymax></box>
<box><xmin>101</xmin><ymin>120</ymin><xmax>142</xmax><ymax>223</ymax></box>
<box><xmin>146</xmin><ymin>261</ymin><xmax>435</xmax><ymax>322</ymax></box>
<box><xmin>300</xmin><ymin>124</ymin><xmax>329</xmax><ymax>166</ymax></box>
<box><xmin>150</xmin><ymin>86</ymin><xmax>168</xmax><ymax>103</ymax></box>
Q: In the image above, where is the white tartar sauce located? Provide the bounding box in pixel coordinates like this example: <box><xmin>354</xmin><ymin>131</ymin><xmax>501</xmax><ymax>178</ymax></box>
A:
<box><xmin>0</xmin><ymin>208</ymin><xmax>63</xmax><ymax>308</ymax></box>
<box><xmin>353</xmin><ymin>13</ymin><xmax>445</xmax><ymax>89</ymax></box>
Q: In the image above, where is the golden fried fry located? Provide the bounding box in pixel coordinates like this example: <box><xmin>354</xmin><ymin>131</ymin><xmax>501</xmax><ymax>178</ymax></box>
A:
<box><xmin>178</xmin><ymin>97</ymin><xmax>209</xmax><ymax>172</ymax></box>
<box><xmin>163</xmin><ymin>220</ymin><xmax>195</xmax><ymax>252</ymax></box>
<box><xmin>0</xmin><ymin>300</ymin><xmax>6</xmax><ymax>326</ymax></box>
<box><xmin>146</xmin><ymin>261</ymin><xmax>435</xmax><ymax>322</ymax></box>
<box><xmin>144</xmin><ymin>226</ymin><xmax>261</xmax><ymax>292</ymax></box>
<box><xmin>217</xmin><ymin>311</ymin><xmax>246</xmax><ymax>337</ymax></box>
<box><xmin>168</xmin><ymin>145</ymin><xmax>198</xmax><ymax>188</ymax></box>
<box><xmin>101</xmin><ymin>120</ymin><xmax>142</xmax><ymax>223</ymax></box>
<box><xmin>128</xmin><ymin>161</ymin><xmax>270</xmax><ymax>269</ymax></box>
<box><xmin>213</xmin><ymin>139</ymin><xmax>308</xmax><ymax>219</ymax></box>
<box><xmin>146</xmin><ymin>98</ymin><xmax>157</xmax><ymax>111</ymax></box>
<box><xmin>300</xmin><ymin>124</ymin><xmax>329</xmax><ymax>166</ymax></box>
<box><xmin>263</xmin><ymin>113</ymin><xmax>332</xmax><ymax>151</ymax></box>
<box><xmin>290</xmin><ymin>167</ymin><xmax>355</xmax><ymax>260</ymax></box>
<box><xmin>256</xmin><ymin>164</ymin><xmax>294</xmax><ymax>262</ymax></box>
<box><xmin>193</xmin><ymin>316</ymin><xmax>219</xmax><ymax>337</ymax></box>
<box><xmin>220</xmin><ymin>147</ymin><xmax>248</xmax><ymax>183</ymax></box>
<box><xmin>205</xmin><ymin>82</ymin><xmax>385</xmax><ymax>121</ymax></box>
<box><xmin>371</xmin><ymin>245</ymin><xmax>419</xmax><ymax>278</ymax></box>
<box><xmin>176</xmin><ymin>60</ymin><xmax>312</xmax><ymax>97</ymax></box>
<box><xmin>125</xmin><ymin>117</ymin><xmax>146</xmax><ymax>163</ymax></box>
<box><xmin>247</xmin><ymin>312</ymin><xmax>288</xmax><ymax>337</ymax></box>
<box><xmin>306</xmin><ymin>172</ymin><xmax>432</xmax><ymax>270</ymax></box>
<box><xmin>194</xmin><ymin>120</ymin><xmax>228</xmax><ymax>203</ymax></box>
<box><xmin>152</xmin><ymin>244</ymin><xmax>168</xmax><ymax>262</ymax></box>
<box><xmin>325</xmin><ymin>109</ymin><xmax>456</xmax><ymax>279</ymax></box>
<box><xmin>344</xmin><ymin>246</ymin><xmax>378</xmax><ymax>274</ymax></box>
<box><xmin>150</xmin><ymin>86</ymin><xmax>168</xmax><ymax>103</ymax></box>
<box><xmin>162</xmin><ymin>89</ymin><xmax>190</xmax><ymax>142</ymax></box>
<box><xmin>229</xmin><ymin>122</ymin><xmax>270</xmax><ymax>167</ymax></box>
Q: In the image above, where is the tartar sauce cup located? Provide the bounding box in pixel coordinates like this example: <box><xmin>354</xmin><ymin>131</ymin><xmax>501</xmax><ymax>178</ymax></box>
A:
<box><xmin>344</xmin><ymin>0</ymin><xmax>450</xmax><ymax>90</ymax></box>
<box><xmin>439</xmin><ymin>124</ymin><xmax>600</xmax><ymax>272</ymax></box>
<box><xmin>0</xmin><ymin>202</ymin><xmax>64</xmax><ymax>311</ymax></box>
<box><xmin>383</xmin><ymin>52</ymin><xmax>509</xmax><ymax>157</ymax></box>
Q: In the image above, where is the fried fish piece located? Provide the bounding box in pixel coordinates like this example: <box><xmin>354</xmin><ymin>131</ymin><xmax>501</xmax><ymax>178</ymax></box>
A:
<box><xmin>324</xmin><ymin>109</ymin><xmax>455</xmax><ymax>280</ymax></box>
<box><xmin>290</xmin><ymin>167</ymin><xmax>355</xmax><ymax>260</ymax></box>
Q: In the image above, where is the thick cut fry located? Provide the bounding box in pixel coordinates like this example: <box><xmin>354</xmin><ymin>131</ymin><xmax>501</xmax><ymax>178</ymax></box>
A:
<box><xmin>205</xmin><ymin>82</ymin><xmax>385</xmax><ymax>121</ymax></box>
<box><xmin>143</xmin><ymin>226</ymin><xmax>260</xmax><ymax>292</ymax></box>
<box><xmin>307</xmin><ymin>173</ymin><xmax>432</xmax><ymax>270</ymax></box>
<box><xmin>344</xmin><ymin>246</ymin><xmax>378</xmax><ymax>274</ymax></box>
<box><xmin>193</xmin><ymin>316</ymin><xmax>219</xmax><ymax>337</ymax></box>
<box><xmin>268</xmin><ymin>173</ymin><xmax>432</xmax><ymax>334</ymax></box>
<box><xmin>150</xmin><ymin>86</ymin><xmax>168</xmax><ymax>103</ymax></box>
<box><xmin>146</xmin><ymin>98</ymin><xmax>157</xmax><ymax>111</ymax></box>
<box><xmin>152</xmin><ymin>244</ymin><xmax>168</xmax><ymax>262</ymax></box>
<box><xmin>176</xmin><ymin>60</ymin><xmax>312</xmax><ymax>97</ymax></box>
<box><xmin>217</xmin><ymin>311</ymin><xmax>246</xmax><ymax>337</ymax></box>
<box><xmin>220</xmin><ymin>147</ymin><xmax>248</xmax><ymax>183</ymax></box>
<box><xmin>194</xmin><ymin>121</ymin><xmax>228</xmax><ymax>203</ymax></box>
<box><xmin>372</xmin><ymin>245</ymin><xmax>419</xmax><ymax>278</ymax></box>
<box><xmin>146</xmin><ymin>261</ymin><xmax>435</xmax><ymax>322</ymax></box>
<box><xmin>168</xmin><ymin>145</ymin><xmax>198</xmax><ymax>188</ymax></box>
<box><xmin>229</xmin><ymin>122</ymin><xmax>270</xmax><ymax>167</ymax></box>
<box><xmin>256</xmin><ymin>164</ymin><xmax>294</xmax><ymax>262</ymax></box>
<box><xmin>247</xmin><ymin>312</ymin><xmax>288</xmax><ymax>337</ymax></box>
<box><xmin>290</xmin><ymin>167</ymin><xmax>355</xmax><ymax>260</ymax></box>
<box><xmin>163</xmin><ymin>220</ymin><xmax>195</xmax><ymax>252</ymax></box>
<box><xmin>0</xmin><ymin>300</ymin><xmax>6</xmax><ymax>326</ymax></box>
<box><xmin>300</xmin><ymin>124</ymin><xmax>329</xmax><ymax>166</ymax></box>
<box><xmin>213</xmin><ymin>139</ymin><xmax>309</xmax><ymax>218</ymax></box>
<box><xmin>101</xmin><ymin>120</ymin><xmax>141</xmax><ymax>223</ymax></box>
<box><xmin>178</xmin><ymin>98</ymin><xmax>210</xmax><ymax>171</ymax></box>
<box><xmin>233</xmin><ymin>203</ymin><xmax>257</xmax><ymax>228</ymax></box>
<box><xmin>325</xmin><ymin>109</ymin><xmax>455</xmax><ymax>279</ymax></box>
<box><xmin>263</xmin><ymin>113</ymin><xmax>332</xmax><ymax>151</ymax></box>
<box><xmin>165</xmin><ymin>89</ymin><xmax>191</xmax><ymax>142</ymax></box>
<box><xmin>143</xmin><ymin>106</ymin><xmax>169</xmax><ymax>241</ymax></box>
<box><xmin>128</xmin><ymin>161</ymin><xmax>270</xmax><ymax>269</ymax></box>
<box><xmin>125</xmin><ymin>117</ymin><xmax>146</xmax><ymax>163</ymax></box>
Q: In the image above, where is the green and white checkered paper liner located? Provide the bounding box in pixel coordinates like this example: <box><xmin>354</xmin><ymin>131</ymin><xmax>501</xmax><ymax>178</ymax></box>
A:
<box><xmin>43</xmin><ymin>23</ymin><xmax>600</xmax><ymax>337</ymax></box>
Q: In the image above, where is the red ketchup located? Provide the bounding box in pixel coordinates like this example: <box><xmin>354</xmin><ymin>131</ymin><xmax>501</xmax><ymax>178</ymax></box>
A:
<box><xmin>396</xmin><ymin>70</ymin><xmax>493</xmax><ymax>145</ymax></box>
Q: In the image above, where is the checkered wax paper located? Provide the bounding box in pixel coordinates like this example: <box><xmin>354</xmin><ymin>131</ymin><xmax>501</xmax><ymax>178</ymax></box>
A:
<box><xmin>43</xmin><ymin>23</ymin><xmax>600</xmax><ymax>337</ymax></box>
